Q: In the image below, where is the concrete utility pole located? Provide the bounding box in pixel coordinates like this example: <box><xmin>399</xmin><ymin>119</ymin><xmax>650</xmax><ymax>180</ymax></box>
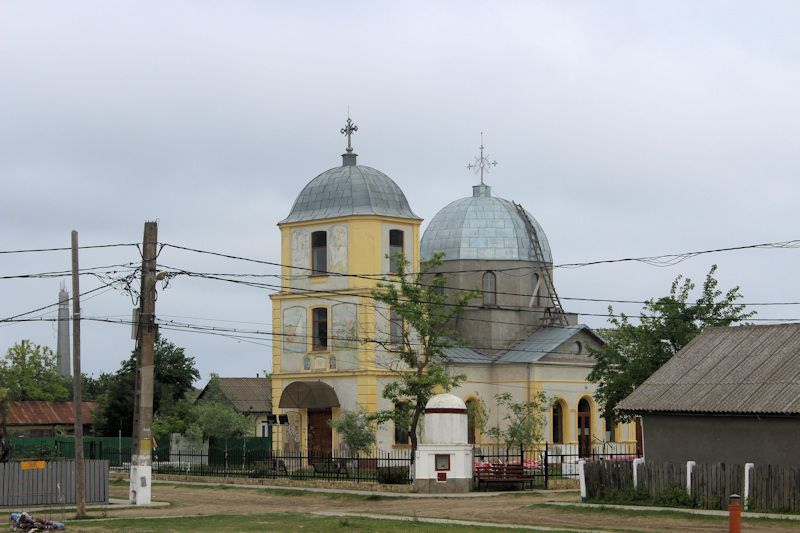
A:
<box><xmin>70</xmin><ymin>230</ymin><xmax>86</xmax><ymax>518</ymax></box>
<box><xmin>129</xmin><ymin>221</ymin><xmax>158</xmax><ymax>505</ymax></box>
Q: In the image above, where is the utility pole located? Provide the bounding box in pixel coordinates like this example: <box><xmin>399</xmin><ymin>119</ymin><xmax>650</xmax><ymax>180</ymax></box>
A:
<box><xmin>129</xmin><ymin>221</ymin><xmax>158</xmax><ymax>505</ymax></box>
<box><xmin>70</xmin><ymin>230</ymin><xmax>86</xmax><ymax>518</ymax></box>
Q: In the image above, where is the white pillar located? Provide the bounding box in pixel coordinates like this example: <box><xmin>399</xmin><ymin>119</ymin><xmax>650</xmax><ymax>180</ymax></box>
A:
<box><xmin>578</xmin><ymin>460</ymin><xmax>587</xmax><ymax>502</ymax></box>
<box><xmin>686</xmin><ymin>461</ymin><xmax>695</xmax><ymax>494</ymax></box>
<box><xmin>744</xmin><ymin>463</ymin><xmax>754</xmax><ymax>510</ymax></box>
<box><xmin>633</xmin><ymin>457</ymin><xmax>645</xmax><ymax>489</ymax></box>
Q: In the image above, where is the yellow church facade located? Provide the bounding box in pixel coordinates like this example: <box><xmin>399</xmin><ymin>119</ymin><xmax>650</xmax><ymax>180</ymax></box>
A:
<box><xmin>270</xmin><ymin>126</ymin><xmax>635</xmax><ymax>457</ymax></box>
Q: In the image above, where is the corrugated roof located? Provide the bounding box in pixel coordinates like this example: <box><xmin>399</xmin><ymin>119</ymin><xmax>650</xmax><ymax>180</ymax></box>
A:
<box><xmin>496</xmin><ymin>325</ymin><xmax>596</xmax><ymax>364</ymax></box>
<box><xmin>8</xmin><ymin>401</ymin><xmax>96</xmax><ymax>426</ymax></box>
<box><xmin>443</xmin><ymin>346</ymin><xmax>494</xmax><ymax>364</ymax></box>
<box><xmin>618</xmin><ymin>323</ymin><xmax>800</xmax><ymax>415</ymax></box>
<box><xmin>198</xmin><ymin>377</ymin><xmax>271</xmax><ymax>413</ymax></box>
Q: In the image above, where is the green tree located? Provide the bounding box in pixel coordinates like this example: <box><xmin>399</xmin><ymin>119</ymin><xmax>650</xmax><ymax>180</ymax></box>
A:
<box><xmin>588</xmin><ymin>265</ymin><xmax>754</xmax><ymax>422</ymax></box>
<box><xmin>0</xmin><ymin>340</ymin><xmax>71</xmax><ymax>401</ymax></box>
<box><xmin>92</xmin><ymin>336</ymin><xmax>200</xmax><ymax>436</ymax></box>
<box><xmin>485</xmin><ymin>392</ymin><xmax>548</xmax><ymax>452</ymax></box>
<box><xmin>185</xmin><ymin>401</ymin><xmax>252</xmax><ymax>443</ymax></box>
<box><xmin>329</xmin><ymin>406</ymin><xmax>376</xmax><ymax>456</ymax></box>
<box><xmin>370</xmin><ymin>253</ymin><xmax>476</xmax><ymax>459</ymax></box>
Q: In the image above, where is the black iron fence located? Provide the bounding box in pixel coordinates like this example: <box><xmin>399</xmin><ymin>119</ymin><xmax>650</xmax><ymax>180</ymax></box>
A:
<box><xmin>105</xmin><ymin>448</ymin><xmax>414</xmax><ymax>484</ymax></box>
<box><xmin>475</xmin><ymin>442</ymin><xmax>640</xmax><ymax>489</ymax></box>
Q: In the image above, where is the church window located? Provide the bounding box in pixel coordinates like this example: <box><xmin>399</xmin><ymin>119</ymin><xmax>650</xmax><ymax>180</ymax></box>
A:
<box><xmin>394</xmin><ymin>403</ymin><xmax>410</xmax><ymax>445</ymax></box>
<box><xmin>531</xmin><ymin>273</ymin><xmax>540</xmax><ymax>307</ymax></box>
<box><xmin>389</xmin><ymin>308</ymin><xmax>404</xmax><ymax>347</ymax></box>
<box><xmin>604</xmin><ymin>413</ymin><xmax>616</xmax><ymax>442</ymax></box>
<box><xmin>433</xmin><ymin>273</ymin><xmax>445</xmax><ymax>296</ymax></box>
<box><xmin>311</xmin><ymin>231</ymin><xmax>327</xmax><ymax>274</ymax></box>
<box><xmin>482</xmin><ymin>271</ymin><xmax>497</xmax><ymax>306</ymax></box>
<box><xmin>312</xmin><ymin>307</ymin><xmax>328</xmax><ymax>351</ymax></box>
<box><xmin>389</xmin><ymin>230</ymin><xmax>404</xmax><ymax>273</ymax></box>
<box><xmin>552</xmin><ymin>401</ymin><xmax>564</xmax><ymax>444</ymax></box>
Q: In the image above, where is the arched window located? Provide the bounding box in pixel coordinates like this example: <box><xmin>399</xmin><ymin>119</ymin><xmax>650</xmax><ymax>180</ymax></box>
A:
<box><xmin>552</xmin><ymin>401</ymin><xmax>564</xmax><ymax>444</ymax></box>
<box><xmin>311</xmin><ymin>231</ymin><xmax>327</xmax><ymax>274</ymax></box>
<box><xmin>578</xmin><ymin>398</ymin><xmax>592</xmax><ymax>458</ymax></box>
<box><xmin>433</xmin><ymin>273</ymin><xmax>445</xmax><ymax>296</ymax></box>
<box><xmin>389</xmin><ymin>230</ymin><xmax>404</xmax><ymax>273</ymax></box>
<box><xmin>312</xmin><ymin>307</ymin><xmax>328</xmax><ymax>350</ymax></box>
<box><xmin>531</xmin><ymin>273</ymin><xmax>540</xmax><ymax>307</ymax></box>
<box><xmin>465</xmin><ymin>399</ymin><xmax>477</xmax><ymax>444</ymax></box>
<box><xmin>482</xmin><ymin>271</ymin><xmax>496</xmax><ymax>306</ymax></box>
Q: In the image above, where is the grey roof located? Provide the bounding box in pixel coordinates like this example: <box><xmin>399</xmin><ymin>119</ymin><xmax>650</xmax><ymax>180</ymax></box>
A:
<box><xmin>496</xmin><ymin>325</ymin><xmax>596</xmax><ymax>363</ymax></box>
<box><xmin>280</xmin><ymin>162</ymin><xmax>420</xmax><ymax>224</ymax></box>
<box><xmin>618</xmin><ymin>323</ymin><xmax>800</xmax><ymax>415</ymax></box>
<box><xmin>197</xmin><ymin>377</ymin><xmax>271</xmax><ymax>413</ymax></box>
<box><xmin>420</xmin><ymin>184</ymin><xmax>552</xmax><ymax>262</ymax></box>
<box><xmin>443</xmin><ymin>345</ymin><xmax>494</xmax><ymax>364</ymax></box>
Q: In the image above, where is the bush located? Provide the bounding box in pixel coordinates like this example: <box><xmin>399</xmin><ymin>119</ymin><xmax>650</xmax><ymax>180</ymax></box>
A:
<box><xmin>376</xmin><ymin>466</ymin><xmax>408</xmax><ymax>484</ymax></box>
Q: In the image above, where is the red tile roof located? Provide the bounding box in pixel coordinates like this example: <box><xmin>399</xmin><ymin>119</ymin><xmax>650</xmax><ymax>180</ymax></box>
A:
<box><xmin>7</xmin><ymin>401</ymin><xmax>97</xmax><ymax>426</ymax></box>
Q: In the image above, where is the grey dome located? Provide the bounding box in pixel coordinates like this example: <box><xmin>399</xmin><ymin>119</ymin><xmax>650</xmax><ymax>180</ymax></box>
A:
<box><xmin>280</xmin><ymin>162</ymin><xmax>420</xmax><ymax>224</ymax></box>
<box><xmin>421</xmin><ymin>184</ymin><xmax>552</xmax><ymax>262</ymax></box>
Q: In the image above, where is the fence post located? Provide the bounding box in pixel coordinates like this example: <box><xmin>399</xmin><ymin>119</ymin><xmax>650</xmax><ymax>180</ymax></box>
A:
<box><xmin>743</xmin><ymin>463</ymin><xmax>754</xmax><ymax>510</ymax></box>
<box><xmin>686</xmin><ymin>460</ymin><xmax>695</xmax><ymax>495</ymax></box>
<box><xmin>633</xmin><ymin>457</ymin><xmax>644</xmax><ymax>489</ymax></box>
<box><xmin>578</xmin><ymin>460</ymin><xmax>587</xmax><ymax>502</ymax></box>
<box><xmin>544</xmin><ymin>443</ymin><xmax>549</xmax><ymax>490</ymax></box>
<box><xmin>728</xmin><ymin>494</ymin><xmax>742</xmax><ymax>533</ymax></box>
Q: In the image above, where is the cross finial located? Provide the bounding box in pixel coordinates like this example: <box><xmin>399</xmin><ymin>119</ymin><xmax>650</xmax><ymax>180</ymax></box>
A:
<box><xmin>467</xmin><ymin>131</ymin><xmax>498</xmax><ymax>185</ymax></box>
<box><xmin>341</xmin><ymin>116</ymin><xmax>358</xmax><ymax>153</ymax></box>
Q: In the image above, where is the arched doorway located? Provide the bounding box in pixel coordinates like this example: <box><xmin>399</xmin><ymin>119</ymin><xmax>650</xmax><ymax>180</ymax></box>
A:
<box><xmin>577</xmin><ymin>398</ymin><xmax>591</xmax><ymax>458</ymax></box>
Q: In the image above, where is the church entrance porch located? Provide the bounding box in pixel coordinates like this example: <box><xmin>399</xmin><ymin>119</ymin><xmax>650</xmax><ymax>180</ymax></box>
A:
<box><xmin>277</xmin><ymin>380</ymin><xmax>340</xmax><ymax>458</ymax></box>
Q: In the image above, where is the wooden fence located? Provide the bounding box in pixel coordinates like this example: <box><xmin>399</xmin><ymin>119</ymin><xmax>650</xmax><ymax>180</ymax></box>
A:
<box><xmin>0</xmin><ymin>460</ymin><xmax>108</xmax><ymax>507</ymax></box>
<box><xmin>585</xmin><ymin>460</ymin><xmax>800</xmax><ymax>512</ymax></box>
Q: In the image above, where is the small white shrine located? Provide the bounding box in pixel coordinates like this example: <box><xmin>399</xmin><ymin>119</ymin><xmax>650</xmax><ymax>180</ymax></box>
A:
<box><xmin>413</xmin><ymin>393</ymin><xmax>473</xmax><ymax>493</ymax></box>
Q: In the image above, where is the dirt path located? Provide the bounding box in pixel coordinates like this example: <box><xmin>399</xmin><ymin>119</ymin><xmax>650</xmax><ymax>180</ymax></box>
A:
<box><xmin>100</xmin><ymin>482</ymin><xmax>794</xmax><ymax>532</ymax></box>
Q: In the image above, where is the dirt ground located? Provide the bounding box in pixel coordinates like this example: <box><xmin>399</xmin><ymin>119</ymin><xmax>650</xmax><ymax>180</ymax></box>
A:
<box><xmin>94</xmin><ymin>481</ymin><xmax>799</xmax><ymax>532</ymax></box>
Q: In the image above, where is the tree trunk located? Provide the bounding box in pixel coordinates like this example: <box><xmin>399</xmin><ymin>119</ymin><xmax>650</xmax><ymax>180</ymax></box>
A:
<box><xmin>409</xmin><ymin>403</ymin><xmax>423</xmax><ymax>464</ymax></box>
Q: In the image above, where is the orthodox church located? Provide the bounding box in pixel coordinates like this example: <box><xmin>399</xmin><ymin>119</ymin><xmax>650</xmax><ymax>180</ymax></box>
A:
<box><xmin>270</xmin><ymin>120</ymin><xmax>634</xmax><ymax>457</ymax></box>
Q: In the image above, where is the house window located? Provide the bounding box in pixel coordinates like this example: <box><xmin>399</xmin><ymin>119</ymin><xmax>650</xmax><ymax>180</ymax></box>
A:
<box><xmin>311</xmin><ymin>231</ymin><xmax>327</xmax><ymax>274</ymax></box>
<box><xmin>552</xmin><ymin>401</ymin><xmax>564</xmax><ymax>444</ymax></box>
<box><xmin>433</xmin><ymin>273</ymin><xmax>445</xmax><ymax>296</ymax></box>
<box><xmin>389</xmin><ymin>230</ymin><xmax>404</xmax><ymax>273</ymax></box>
<box><xmin>394</xmin><ymin>403</ymin><xmax>410</xmax><ymax>445</ymax></box>
<box><xmin>260</xmin><ymin>421</ymin><xmax>271</xmax><ymax>438</ymax></box>
<box><xmin>604</xmin><ymin>413</ymin><xmax>616</xmax><ymax>442</ymax></box>
<box><xmin>389</xmin><ymin>308</ymin><xmax>404</xmax><ymax>347</ymax></box>
<box><xmin>482</xmin><ymin>271</ymin><xmax>496</xmax><ymax>306</ymax></box>
<box><xmin>312</xmin><ymin>307</ymin><xmax>328</xmax><ymax>351</ymax></box>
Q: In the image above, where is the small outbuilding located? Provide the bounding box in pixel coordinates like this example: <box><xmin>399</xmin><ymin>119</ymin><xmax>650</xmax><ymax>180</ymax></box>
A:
<box><xmin>6</xmin><ymin>401</ymin><xmax>97</xmax><ymax>438</ymax></box>
<box><xmin>618</xmin><ymin>323</ymin><xmax>800</xmax><ymax>466</ymax></box>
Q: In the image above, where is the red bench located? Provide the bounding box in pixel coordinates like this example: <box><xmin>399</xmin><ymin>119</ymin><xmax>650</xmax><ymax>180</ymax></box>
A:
<box><xmin>475</xmin><ymin>463</ymin><xmax>533</xmax><ymax>490</ymax></box>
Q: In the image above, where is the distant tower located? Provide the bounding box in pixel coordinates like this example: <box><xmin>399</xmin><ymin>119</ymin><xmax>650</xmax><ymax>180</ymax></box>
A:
<box><xmin>57</xmin><ymin>282</ymin><xmax>71</xmax><ymax>377</ymax></box>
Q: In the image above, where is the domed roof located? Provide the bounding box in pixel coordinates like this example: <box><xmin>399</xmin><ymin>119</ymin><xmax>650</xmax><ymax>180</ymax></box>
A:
<box><xmin>421</xmin><ymin>184</ymin><xmax>552</xmax><ymax>262</ymax></box>
<box><xmin>425</xmin><ymin>393</ymin><xmax>466</xmax><ymax>411</ymax></box>
<box><xmin>280</xmin><ymin>156</ymin><xmax>420</xmax><ymax>224</ymax></box>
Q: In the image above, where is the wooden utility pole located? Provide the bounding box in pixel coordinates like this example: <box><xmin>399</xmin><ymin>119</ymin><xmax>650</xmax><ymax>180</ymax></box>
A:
<box><xmin>70</xmin><ymin>230</ymin><xmax>87</xmax><ymax>518</ymax></box>
<box><xmin>129</xmin><ymin>221</ymin><xmax>158</xmax><ymax>505</ymax></box>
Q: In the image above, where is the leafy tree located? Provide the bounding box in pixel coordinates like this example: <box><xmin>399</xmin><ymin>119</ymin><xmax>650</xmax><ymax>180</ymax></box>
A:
<box><xmin>0</xmin><ymin>340</ymin><xmax>71</xmax><ymax>401</ymax></box>
<box><xmin>329</xmin><ymin>406</ymin><xmax>376</xmax><ymax>456</ymax></box>
<box><xmin>0</xmin><ymin>386</ymin><xmax>10</xmax><ymax>462</ymax></box>
<box><xmin>92</xmin><ymin>336</ymin><xmax>200</xmax><ymax>436</ymax></box>
<box><xmin>370</xmin><ymin>253</ymin><xmax>476</xmax><ymax>460</ymax></box>
<box><xmin>485</xmin><ymin>392</ymin><xmax>548</xmax><ymax>452</ymax></box>
<box><xmin>151</xmin><ymin>398</ymin><xmax>197</xmax><ymax>443</ymax></box>
<box><xmin>185</xmin><ymin>401</ymin><xmax>252</xmax><ymax>443</ymax></box>
<box><xmin>588</xmin><ymin>265</ymin><xmax>754</xmax><ymax>422</ymax></box>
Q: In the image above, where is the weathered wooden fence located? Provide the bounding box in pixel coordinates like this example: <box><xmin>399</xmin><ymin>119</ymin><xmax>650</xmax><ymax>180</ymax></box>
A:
<box><xmin>0</xmin><ymin>460</ymin><xmax>108</xmax><ymax>507</ymax></box>
<box><xmin>638</xmin><ymin>462</ymin><xmax>684</xmax><ymax>497</ymax></box>
<box><xmin>691</xmin><ymin>463</ymin><xmax>743</xmax><ymax>510</ymax></box>
<box><xmin>749</xmin><ymin>464</ymin><xmax>800</xmax><ymax>512</ymax></box>
<box><xmin>584</xmin><ymin>460</ymin><xmax>634</xmax><ymax>498</ymax></box>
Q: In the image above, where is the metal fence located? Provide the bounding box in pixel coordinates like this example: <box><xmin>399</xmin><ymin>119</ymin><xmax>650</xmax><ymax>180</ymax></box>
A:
<box><xmin>0</xmin><ymin>460</ymin><xmax>109</xmax><ymax>507</ymax></box>
<box><xmin>475</xmin><ymin>442</ymin><xmax>640</xmax><ymax>489</ymax></box>
<box><xmin>106</xmin><ymin>448</ymin><xmax>414</xmax><ymax>484</ymax></box>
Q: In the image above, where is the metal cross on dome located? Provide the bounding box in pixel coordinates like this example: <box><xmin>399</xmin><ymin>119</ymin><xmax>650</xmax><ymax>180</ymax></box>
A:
<box><xmin>467</xmin><ymin>132</ymin><xmax>498</xmax><ymax>185</ymax></box>
<box><xmin>341</xmin><ymin>117</ymin><xmax>358</xmax><ymax>153</ymax></box>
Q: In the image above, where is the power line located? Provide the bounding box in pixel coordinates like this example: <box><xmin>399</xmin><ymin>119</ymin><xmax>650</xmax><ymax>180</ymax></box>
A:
<box><xmin>0</xmin><ymin>243</ymin><xmax>139</xmax><ymax>254</ymax></box>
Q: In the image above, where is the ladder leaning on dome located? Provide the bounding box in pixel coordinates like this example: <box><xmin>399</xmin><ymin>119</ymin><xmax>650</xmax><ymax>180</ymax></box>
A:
<box><xmin>513</xmin><ymin>202</ymin><xmax>569</xmax><ymax>328</ymax></box>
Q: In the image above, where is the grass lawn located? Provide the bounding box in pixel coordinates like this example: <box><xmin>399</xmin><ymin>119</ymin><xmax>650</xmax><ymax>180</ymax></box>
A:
<box><xmin>65</xmin><ymin>512</ymin><xmax>571</xmax><ymax>532</ymax></box>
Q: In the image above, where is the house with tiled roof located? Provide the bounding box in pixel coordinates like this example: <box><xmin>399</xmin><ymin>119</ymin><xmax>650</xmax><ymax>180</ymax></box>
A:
<box><xmin>196</xmin><ymin>376</ymin><xmax>272</xmax><ymax>437</ymax></box>
<box><xmin>618</xmin><ymin>323</ymin><xmax>800</xmax><ymax>465</ymax></box>
<box><xmin>6</xmin><ymin>401</ymin><xmax>97</xmax><ymax>438</ymax></box>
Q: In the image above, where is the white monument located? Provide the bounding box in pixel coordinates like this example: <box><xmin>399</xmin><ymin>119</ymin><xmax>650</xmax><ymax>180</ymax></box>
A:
<box><xmin>413</xmin><ymin>393</ymin><xmax>473</xmax><ymax>493</ymax></box>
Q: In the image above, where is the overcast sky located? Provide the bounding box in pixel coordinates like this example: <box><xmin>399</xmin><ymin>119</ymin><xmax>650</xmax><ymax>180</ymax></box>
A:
<box><xmin>2</xmin><ymin>1</ymin><xmax>799</xmax><ymax>383</ymax></box>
